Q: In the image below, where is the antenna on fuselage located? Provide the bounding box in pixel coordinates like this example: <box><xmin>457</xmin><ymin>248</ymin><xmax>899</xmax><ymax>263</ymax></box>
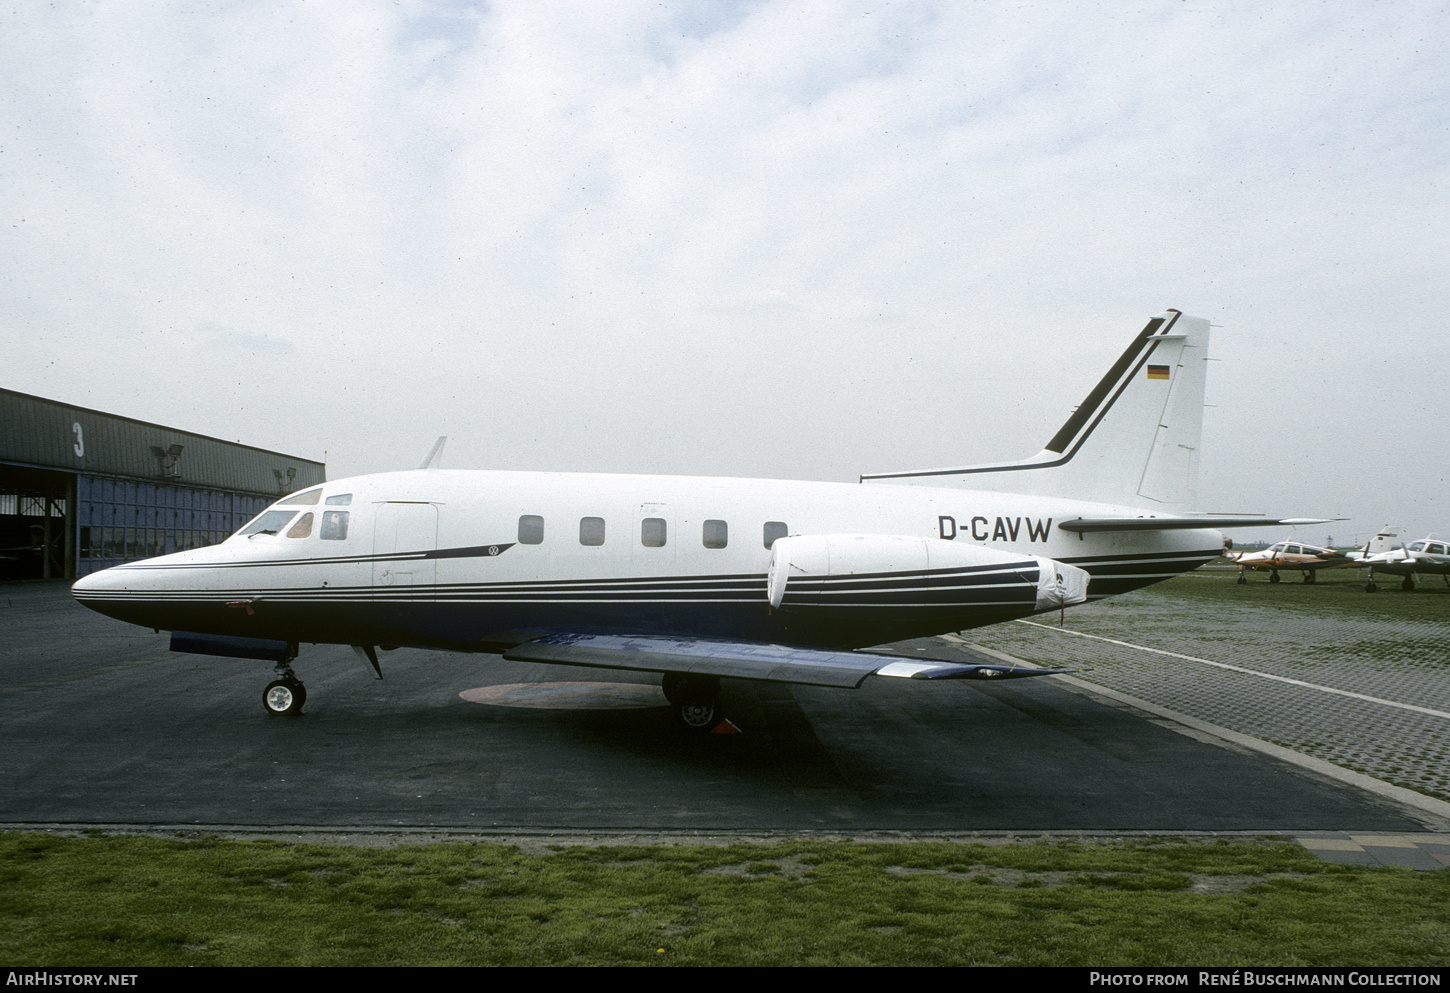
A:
<box><xmin>419</xmin><ymin>436</ymin><xmax>447</xmax><ymax>470</ymax></box>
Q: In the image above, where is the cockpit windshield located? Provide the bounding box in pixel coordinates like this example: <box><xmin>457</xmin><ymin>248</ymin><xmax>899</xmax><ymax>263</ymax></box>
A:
<box><xmin>232</xmin><ymin>489</ymin><xmax>353</xmax><ymax>539</ymax></box>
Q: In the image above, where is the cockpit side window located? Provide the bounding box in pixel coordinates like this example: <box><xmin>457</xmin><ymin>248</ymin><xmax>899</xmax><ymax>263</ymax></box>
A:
<box><xmin>287</xmin><ymin>513</ymin><xmax>314</xmax><ymax>539</ymax></box>
<box><xmin>277</xmin><ymin>488</ymin><xmax>322</xmax><ymax>506</ymax></box>
<box><xmin>1410</xmin><ymin>542</ymin><xmax>1427</xmax><ymax>552</ymax></box>
<box><xmin>321</xmin><ymin>511</ymin><xmax>350</xmax><ymax>540</ymax></box>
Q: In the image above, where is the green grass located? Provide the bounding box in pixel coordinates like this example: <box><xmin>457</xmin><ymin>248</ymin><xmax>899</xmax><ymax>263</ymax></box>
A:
<box><xmin>3</xmin><ymin>832</ymin><xmax>1447</xmax><ymax>966</ymax></box>
<box><xmin>1174</xmin><ymin>566</ymin><xmax>1450</xmax><ymax>622</ymax></box>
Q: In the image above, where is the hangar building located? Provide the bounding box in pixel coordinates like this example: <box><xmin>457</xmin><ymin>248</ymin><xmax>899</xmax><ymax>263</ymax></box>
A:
<box><xmin>1</xmin><ymin>388</ymin><xmax>326</xmax><ymax>581</ymax></box>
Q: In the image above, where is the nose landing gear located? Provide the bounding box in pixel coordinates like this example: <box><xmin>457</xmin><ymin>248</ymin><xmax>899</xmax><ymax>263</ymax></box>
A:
<box><xmin>262</xmin><ymin>653</ymin><xmax>305</xmax><ymax>716</ymax></box>
<box><xmin>263</xmin><ymin>678</ymin><xmax>306</xmax><ymax>716</ymax></box>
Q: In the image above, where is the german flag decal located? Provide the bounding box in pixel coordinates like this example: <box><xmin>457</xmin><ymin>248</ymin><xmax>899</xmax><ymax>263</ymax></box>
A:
<box><xmin>1146</xmin><ymin>365</ymin><xmax>1171</xmax><ymax>380</ymax></box>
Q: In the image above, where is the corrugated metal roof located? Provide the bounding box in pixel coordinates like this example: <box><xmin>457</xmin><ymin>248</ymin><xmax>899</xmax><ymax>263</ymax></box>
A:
<box><xmin>1</xmin><ymin>388</ymin><xmax>325</xmax><ymax>496</ymax></box>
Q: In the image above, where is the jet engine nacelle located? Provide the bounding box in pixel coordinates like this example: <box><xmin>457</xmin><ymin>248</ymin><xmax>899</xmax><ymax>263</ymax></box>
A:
<box><xmin>766</xmin><ymin>533</ymin><xmax>1089</xmax><ymax>613</ymax></box>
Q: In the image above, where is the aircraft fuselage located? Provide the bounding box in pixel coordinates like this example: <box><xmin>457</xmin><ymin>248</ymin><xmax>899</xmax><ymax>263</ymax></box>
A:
<box><xmin>72</xmin><ymin>469</ymin><xmax>1223</xmax><ymax>653</ymax></box>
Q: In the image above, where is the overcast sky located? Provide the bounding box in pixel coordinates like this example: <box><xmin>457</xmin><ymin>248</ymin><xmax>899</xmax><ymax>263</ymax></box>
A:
<box><xmin>3</xmin><ymin>1</ymin><xmax>1447</xmax><ymax>545</ymax></box>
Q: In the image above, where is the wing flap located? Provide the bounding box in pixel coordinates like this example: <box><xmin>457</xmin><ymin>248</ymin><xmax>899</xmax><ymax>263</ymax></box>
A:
<box><xmin>501</xmin><ymin>633</ymin><xmax>1064</xmax><ymax>687</ymax></box>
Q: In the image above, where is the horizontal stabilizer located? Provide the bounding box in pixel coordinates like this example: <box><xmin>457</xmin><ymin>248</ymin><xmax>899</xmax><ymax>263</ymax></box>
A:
<box><xmin>502</xmin><ymin>632</ymin><xmax>1068</xmax><ymax>689</ymax></box>
<box><xmin>1058</xmin><ymin>516</ymin><xmax>1338</xmax><ymax>534</ymax></box>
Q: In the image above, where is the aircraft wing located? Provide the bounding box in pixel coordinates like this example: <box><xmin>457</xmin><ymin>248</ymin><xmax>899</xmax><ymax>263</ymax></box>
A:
<box><xmin>1058</xmin><ymin>516</ymin><xmax>1335</xmax><ymax>533</ymax></box>
<box><xmin>500</xmin><ymin>632</ymin><xmax>1061</xmax><ymax>688</ymax></box>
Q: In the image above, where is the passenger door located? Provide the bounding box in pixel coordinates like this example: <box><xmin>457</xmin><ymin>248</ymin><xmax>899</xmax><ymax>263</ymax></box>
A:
<box><xmin>373</xmin><ymin>502</ymin><xmax>438</xmax><ymax>597</ymax></box>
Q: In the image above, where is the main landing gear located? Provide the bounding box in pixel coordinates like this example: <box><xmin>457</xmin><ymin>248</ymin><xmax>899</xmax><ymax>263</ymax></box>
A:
<box><xmin>1365</xmin><ymin>570</ymin><xmax>1423</xmax><ymax>593</ymax></box>
<box><xmin>661</xmin><ymin>673</ymin><xmax>721</xmax><ymax>732</ymax></box>
<box><xmin>262</xmin><ymin>657</ymin><xmax>305</xmax><ymax>716</ymax></box>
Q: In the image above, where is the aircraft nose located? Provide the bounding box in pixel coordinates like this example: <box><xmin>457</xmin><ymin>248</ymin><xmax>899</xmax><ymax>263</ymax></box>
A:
<box><xmin>72</xmin><ymin>566</ymin><xmax>121</xmax><ymax>597</ymax></box>
<box><xmin>71</xmin><ymin>564</ymin><xmax>137</xmax><ymax>615</ymax></box>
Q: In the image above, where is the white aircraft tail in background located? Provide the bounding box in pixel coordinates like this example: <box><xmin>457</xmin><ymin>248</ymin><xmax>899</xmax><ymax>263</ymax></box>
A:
<box><xmin>1344</xmin><ymin>526</ymin><xmax>1401</xmax><ymax>564</ymax></box>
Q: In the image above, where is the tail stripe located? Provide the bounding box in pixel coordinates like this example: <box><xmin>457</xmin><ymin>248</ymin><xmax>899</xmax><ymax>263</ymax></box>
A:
<box><xmin>1044</xmin><ymin>315</ymin><xmax>1167</xmax><ymax>454</ymax></box>
<box><xmin>860</xmin><ymin>310</ymin><xmax>1189</xmax><ymax>484</ymax></box>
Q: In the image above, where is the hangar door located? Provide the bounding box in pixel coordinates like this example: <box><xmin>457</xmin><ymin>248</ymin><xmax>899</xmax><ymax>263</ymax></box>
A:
<box><xmin>0</xmin><ymin>465</ymin><xmax>75</xmax><ymax>581</ymax></box>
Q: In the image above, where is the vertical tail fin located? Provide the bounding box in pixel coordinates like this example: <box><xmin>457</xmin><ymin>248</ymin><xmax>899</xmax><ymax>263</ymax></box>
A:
<box><xmin>861</xmin><ymin>310</ymin><xmax>1210</xmax><ymax>511</ymax></box>
<box><xmin>1362</xmin><ymin>527</ymin><xmax>1400</xmax><ymax>557</ymax></box>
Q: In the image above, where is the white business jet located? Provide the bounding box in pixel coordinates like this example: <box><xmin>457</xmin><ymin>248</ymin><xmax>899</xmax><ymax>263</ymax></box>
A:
<box><xmin>72</xmin><ymin>310</ymin><xmax>1324</xmax><ymax>729</ymax></box>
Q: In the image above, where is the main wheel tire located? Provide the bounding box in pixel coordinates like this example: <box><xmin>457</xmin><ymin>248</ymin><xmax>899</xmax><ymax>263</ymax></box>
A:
<box><xmin>660</xmin><ymin>672</ymin><xmax>687</xmax><ymax>706</ymax></box>
<box><xmin>1402</xmin><ymin>577</ymin><xmax>1416</xmax><ymax>591</ymax></box>
<box><xmin>676</xmin><ymin>698</ymin><xmax>719</xmax><ymax>732</ymax></box>
<box><xmin>263</xmin><ymin>679</ymin><xmax>305</xmax><ymax>716</ymax></box>
<box><xmin>1366</xmin><ymin>581</ymin><xmax>1378</xmax><ymax>593</ymax></box>
<box><xmin>1269</xmin><ymin>571</ymin><xmax>1281</xmax><ymax>584</ymax></box>
<box><xmin>1237</xmin><ymin>573</ymin><xmax>1247</xmax><ymax>584</ymax></box>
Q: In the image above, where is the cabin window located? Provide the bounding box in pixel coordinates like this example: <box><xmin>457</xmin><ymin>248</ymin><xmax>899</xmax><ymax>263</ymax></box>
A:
<box><xmin>519</xmin><ymin>515</ymin><xmax>545</xmax><ymax>544</ymax></box>
<box><xmin>641</xmin><ymin>518</ymin><xmax>667</xmax><ymax>547</ymax></box>
<box><xmin>239</xmin><ymin>510</ymin><xmax>298</xmax><ymax>536</ymax></box>
<box><xmin>763</xmin><ymin>521</ymin><xmax>788</xmax><ymax>549</ymax></box>
<box><xmin>580</xmin><ymin>517</ymin><xmax>606</xmax><ymax>546</ymax></box>
<box><xmin>320</xmin><ymin>511</ymin><xmax>349</xmax><ymax>540</ymax></box>
<box><xmin>286</xmin><ymin>513</ymin><xmax>314</xmax><ymax>539</ymax></box>
<box><xmin>277</xmin><ymin>488</ymin><xmax>322</xmax><ymax>506</ymax></box>
<box><xmin>325</xmin><ymin>493</ymin><xmax>352</xmax><ymax>506</ymax></box>
<box><xmin>703</xmin><ymin>520</ymin><xmax>727</xmax><ymax>549</ymax></box>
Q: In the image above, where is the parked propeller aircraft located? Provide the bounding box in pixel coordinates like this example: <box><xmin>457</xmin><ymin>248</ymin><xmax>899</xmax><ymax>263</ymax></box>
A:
<box><xmin>72</xmin><ymin>309</ymin><xmax>1327</xmax><ymax>729</ymax></box>
<box><xmin>1360</xmin><ymin>537</ymin><xmax>1450</xmax><ymax>592</ymax></box>
<box><xmin>1229</xmin><ymin>541</ymin><xmax>1351</xmax><ymax>584</ymax></box>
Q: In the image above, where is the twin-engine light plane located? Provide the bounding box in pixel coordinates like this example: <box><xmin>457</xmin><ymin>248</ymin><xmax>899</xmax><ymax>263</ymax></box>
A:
<box><xmin>1359</xmin><ymin>537</ymin><xmax>1450</xmax><ymax>592</ymax></box>
<box><xmin>1229</xmin><ymin>541</ymin><xmax>1351</xmax><ymax>584</ymax></box>
<box><xmin>72</xmin><ymin>310</ymin><xmax>1325</xmax><ymax>729</ymax></box>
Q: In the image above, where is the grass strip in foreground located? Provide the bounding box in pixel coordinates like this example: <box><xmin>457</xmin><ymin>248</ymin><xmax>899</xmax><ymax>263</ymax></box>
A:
<box><xmin>2</xmin><ymin>832</ymin><xmax>1447</xmax><ymax>966</ymax></box>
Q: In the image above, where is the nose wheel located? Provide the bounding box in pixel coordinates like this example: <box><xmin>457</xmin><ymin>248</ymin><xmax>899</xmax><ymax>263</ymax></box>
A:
<box><xmin>263</xmin><ymin>677</ymin><xmax>306</xmax><ymax>716</ymax></box>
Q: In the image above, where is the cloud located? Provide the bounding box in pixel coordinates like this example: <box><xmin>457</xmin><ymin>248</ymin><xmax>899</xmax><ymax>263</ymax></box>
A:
<box><xmin>1</xmin><ymin>0</ymin><xmax>1447</xmax><ymax>539</ymax></box>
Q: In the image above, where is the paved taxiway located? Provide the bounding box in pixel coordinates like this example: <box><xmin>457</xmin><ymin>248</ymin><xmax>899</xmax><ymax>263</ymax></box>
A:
<box><xmin>4</xmin><ymin>580</ymin><xmax>1446</xmax><ymax>842</ymax></box>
